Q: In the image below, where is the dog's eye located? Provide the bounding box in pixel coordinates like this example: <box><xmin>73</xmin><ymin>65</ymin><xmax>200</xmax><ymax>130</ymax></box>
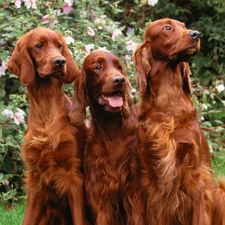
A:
<box><xmin>36</xmin><ymin>44</ymin><xmax>43</xmax><ymax>48</ymax></box>
<box><xmin>95</xmin><ymin>65</ymin><xmax>102</xmax><ymax>70</ymax></box>
<box><xmin>164</xmin><ymin>26</ymin><xmax>172</xmax><ymax>30</ymax></box>
<box><xmin>58</xmin><ymin>43</ymin><xmax>62</xmax><ymax>48</ymax></box>
<box><xmin>117</xmin><ymin>65</ymin><xmax>122</xmax><ymax>70</ymax></box>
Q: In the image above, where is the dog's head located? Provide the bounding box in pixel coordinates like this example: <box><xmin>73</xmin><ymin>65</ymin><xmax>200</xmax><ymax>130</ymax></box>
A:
<box><xmin>7</xmin><ymin>27</ymin><xmax>80</xmax><ymax>86</ymax></box>
<box><xmin>69</xmin><ymin>50</ymin><xmax>133</xmax><ymax>126</ymax></box>
<box><xmin>133</xmin><ymin>18</ymin><xmax>200</xmax><ymax>94</ymax></box>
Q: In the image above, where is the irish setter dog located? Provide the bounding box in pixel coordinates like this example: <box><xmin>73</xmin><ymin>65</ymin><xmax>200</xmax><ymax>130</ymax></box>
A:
<box><xmin>7</xmin><ymin>27</ymin><xmax>87</xmax><ymax>225</ymax></box>
<box><xmin>69</xmin><ymin>50</ymin><xmax>145</xmax><ymax>225</ymax></box>
<box><xmin>133</xmin><ymin>18</ymin><xmax>225</xmax><ymax>225</ymax></box>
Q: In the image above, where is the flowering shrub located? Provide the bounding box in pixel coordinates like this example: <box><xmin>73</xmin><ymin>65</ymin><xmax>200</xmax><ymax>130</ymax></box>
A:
<box><xmin>0</xmin><ymin>0</ymin><xmax>224</xmax><ymax>201</ymax></box>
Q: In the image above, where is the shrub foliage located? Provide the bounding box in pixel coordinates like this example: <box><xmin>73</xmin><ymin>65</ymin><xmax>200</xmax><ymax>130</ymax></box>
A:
<box><xmin>0</xmin><ymin>0</ymin><xmax>224</xmax><ymax>201</ymax></box>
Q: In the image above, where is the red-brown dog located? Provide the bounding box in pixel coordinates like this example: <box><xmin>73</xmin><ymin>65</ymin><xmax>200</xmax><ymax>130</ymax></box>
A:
<box><xmin>133</xmin><ymin>18</ymin><xmax>225</xmax><ymax>225</ymax></box>
<box><xmin>69</xmin><ymin>50</ymin><xmax>145</xmax><ymax>225</ymax></box>
<box><xmin>8</xmin><ymin>27</ymin><xmax>87</xmax><ymax>225</ymax></box>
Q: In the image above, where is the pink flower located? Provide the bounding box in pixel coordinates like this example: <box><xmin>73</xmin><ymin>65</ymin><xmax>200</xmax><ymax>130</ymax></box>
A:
<box><xmin>62</xmin><ymin>3</ymin><xmax>73</xmax><ymax>14</ymax></box>
<box><xmin>2</xmin><ymin>178</ymin><xmax>9</xmax><ymax>186</ymax></box>
<box><xmin>126</xmin><ymin>40</ymin><xmax>138</xmax><ymax>52</ymax></box>
<box><xmin>3</xmin><ymin>3</ymin><xmax>9</xmax><ymax>8</ymax></box>
<box><xmin>2</xmin><ymin>108</ymin><xmax>26</xmax><ymax>125</ymax></box>
<box><xmin>13</xmin><ymin>108</ymin><xmax>25</xmax><ymax>125</ymax></box>
<box><xmin>42</xmin><ymin>15</ymin><xmax>50</xmax><ymax>23</ymax></box>
<box><xmin>87</xmin><ymin>27</ymin><xmax>95</xmax><ymax>37</ymax></box>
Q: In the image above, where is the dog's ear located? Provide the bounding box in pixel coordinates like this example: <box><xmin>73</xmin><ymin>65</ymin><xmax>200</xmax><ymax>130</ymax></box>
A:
<box><xmin>7</xmin><ymin>37</ymin><xmax>35</xmax><ymax>86</ymax></box>
<box><xmin>57</xmin><ymin>32</ymin><xmax>79</xmax><ymax>84</ymax></box>
<box><xmin>69</xmin><ymin>68</ymin><xmax>89</xmax><ymax>126</ymax></box>
<box><xmin>120</xmin><ymin>66</ymin><xmax>133</xmax><ymax>118</ymax></box>
<box><xmin>180</xmin><ymin>62</ymin><xmax>192</xmax><ymax>94</ymax></box>
<box><xmin>133</xmin><ymin>41</ymin><xmax>152</xmax><ymax>94</ymax></box>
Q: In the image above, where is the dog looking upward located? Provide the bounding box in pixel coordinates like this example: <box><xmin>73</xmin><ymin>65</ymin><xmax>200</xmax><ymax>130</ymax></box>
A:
<box><xmin>133</xmin><ymin>18</ymin><xmax>225</xmax><ymax>225</ymax></box>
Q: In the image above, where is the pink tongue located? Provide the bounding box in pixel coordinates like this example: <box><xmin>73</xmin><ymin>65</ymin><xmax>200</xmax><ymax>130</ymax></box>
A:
<box><xmin>108</xmin><ymin>96</ymin><xmax>123</xmax><ymax>107</ymax></box>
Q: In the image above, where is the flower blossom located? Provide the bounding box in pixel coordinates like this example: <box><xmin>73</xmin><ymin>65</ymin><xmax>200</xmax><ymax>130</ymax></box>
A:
<box><xmin>94</xmin><ymin>15</ymin><xmax>106</xmax><ymax>26</ymax></box>
<box><xmin>216</xmin><ymin>84</ymin><xmax>225</xmax><ymax>93</ymax></box>
<box><xmin>2</xmin><ymin>108</ymin><xmax>26</xmax><ymax>125</ymax></box>
<box><xmin>127</xmin><ymin>27</ymin><xmax>132</xmax><ymax>34</ymax></box>
<box><xmin>13</xmin><ymin>0</ymin><xmax>37</xmax><ymax>9</ymax></box>
<box><xmin>14</xmin><ymin>0</ymin><xmax>22</xmax><ymax>8</ymax></box>
<box><xmin>64</xmin><ymin>36</ymin><xmax>75</xmax><ymax>45</ymax></box>
<box><xmin>2</xmin><ymin>178</ymin><xmax>9</xmax><ymax>186</ymax></box>
<box><xmin>64</xmin><ymin>0</ymin><xmax>74</xmax><ymax>7</ymax></box>
<box><xmin>3</xmin><ymin>3</ymin><xmax>10</xmax><ymax>8</ymax></box>
<box><xmin>148</xmin><ymin>0</ymin><xmax>158</xmax><ymax>6</ymax></box>
<box><xmin>0</xmin><ymin>57</ymin><xmax>9</xmax><ymax>77</ymax></box>
<box><xmin>13</xmin><ymin>108</ymin><xmax>26</xmax><ymax>125</ymax></box>
<box><xmin>42</xmin><ymin>15</ymin><xmax>50</xmax><ymax>23</ymax></box>
<box><xmin>2</xmin><ymin>109</ymin><xmax>14</xmax><ymax>119</ymax></box>
<box><xmin>62</xmin><ymin>3</ymin><xmax>73</xmax><ymax>14</ymax></box>
<box><xmin>201</xmin><ymin>103</ymin><xmax>208</xmax><ymax>110</ymax></box>
<box><xmin>87</xmin><ymin>27</ymin><xmax>95</xmax><ymax>37</ymax></box>
<box><xmin>98</xmin><ymin>47</ymin><xmax>109</xmax><ymax>51</ymax></box>
<box><xmin>126</xmin><ymin>40</ymin><xmax>138</xmax><ymax>52</ymax></box>
<box><xmin>111</xmin><ymin>29</ymin><xmax>122</xmax><ymax>41</ymax></box>
<box><xmin>124</xmin><ymin>55</ymin><xmax>131</xmax><ymax>61</ymax></box>
<box><xmin>85</xmin><ymin>44</ymin><xmax>95</xmax><ymax>54</ymax></box>
<box><xmin>23</xmin><ymin>0</ymin><xmax>37</xmax><ymax>9</ymax></box>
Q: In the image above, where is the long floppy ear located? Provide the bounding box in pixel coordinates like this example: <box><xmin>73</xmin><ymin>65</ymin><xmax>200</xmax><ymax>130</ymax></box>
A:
<box><xmin>180</xmin><ymin>62</ymin><xmax>192</xmax><ymax>94</ymax></box>
<box><xmin>7</xmin><ymin>37</ymin><xmax>35</xmax><ymax>86</ymax></box>
<box><xmin>57</xmin><ymin>32</ymin><xmax>80</xmax><ymax>84</ymax></box>
<box><xmin>133</xmin><ymin>41</ymin><xmax>152</xmax><ymax>94</ymax></box>
<box><xmin>121</xmin><ymin>66</ymin><xmax>133</xmax><ymax>118</ymax></box>
<box><xmin>69</xmin><ymin>68</ymin><xmax>89</xmax><ymax>126</ymax></box>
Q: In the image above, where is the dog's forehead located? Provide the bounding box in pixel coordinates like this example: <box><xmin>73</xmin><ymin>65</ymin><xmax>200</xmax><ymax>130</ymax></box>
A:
<box><xmin>86</xmin><ymin>51</ymin><xmax>120</xmax><ymax>64</ymax></box>
<box><xmin>145</xmin><ymin>18</ymin><xmax>185</xmax><ymax>38</ymax></box>
<box><xmin>151</xmin><ymin>18</ymin><xmax>184</xmax><ymax>28</ymax></box>
<box><xmin>25</xmin><ymin>28</ymin><xmax>62</xmax><ymax>45</ymax></box>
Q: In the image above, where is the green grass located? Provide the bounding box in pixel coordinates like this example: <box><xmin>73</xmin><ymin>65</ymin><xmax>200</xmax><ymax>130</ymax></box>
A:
<box><xmin>0</xmin><ymin>154</ymin><xmax>224</xmax><ymax>225</ymax></box>
<box><xmin>0</xmin><ymin>200</ymin><xmax>26</xmax><ymax>225</ymax></box>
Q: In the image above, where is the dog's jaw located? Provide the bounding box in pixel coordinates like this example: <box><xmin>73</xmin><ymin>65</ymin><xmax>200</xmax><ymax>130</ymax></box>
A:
<box><xmin>98</xmin><ymin>93</ymin><xmax>124</xmax><ymax>112</ymax></box>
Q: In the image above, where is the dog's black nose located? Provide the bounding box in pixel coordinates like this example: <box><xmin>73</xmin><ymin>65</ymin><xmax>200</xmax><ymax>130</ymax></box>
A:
<box><xmin>112</xmin><ymin>76</ymin><xmax>125</xmax><ymax>86</ymax></box>
<box><xmin>53</xmin><ymin>57</ymin><xmax>66</xmax><ymax>67</ymax></box>
<box><xmin>189</xmin><ymin>30</ymin><xmax>200</xmax><ymax>40</ymax></box>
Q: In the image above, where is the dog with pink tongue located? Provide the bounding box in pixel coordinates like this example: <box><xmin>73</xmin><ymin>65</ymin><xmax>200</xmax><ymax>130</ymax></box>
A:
<box><xmin>69</xmin><ymin>50</ymin><xmax>145</xmax><ymax>225</ymax></box>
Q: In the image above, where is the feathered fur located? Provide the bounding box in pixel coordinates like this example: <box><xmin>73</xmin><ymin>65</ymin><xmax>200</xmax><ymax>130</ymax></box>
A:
<box><xmin>133</xmin><ymin>18</ymin><xmax>225</xmax><ymax>225</ymax></box>
<box><xmin>8</xmin><ymin>27</ymin><xmax>87</xmax><ymax>225</ymax></box>
<box><xmin>69</xmin><ymin>50</ymin><xmax>145</xmax><ymax>225</ymax></box>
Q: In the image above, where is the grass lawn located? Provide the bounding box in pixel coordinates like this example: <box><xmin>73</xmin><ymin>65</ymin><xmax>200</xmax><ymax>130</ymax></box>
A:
<box><xmin>0</xmin><ymin>154</ymin><xmax>224</xmax><ymax>224</ymax></box>
<box><xmin>0</xmin><ymin>199</ymin><xmax>26</xmax><ymax>225</ymax></box>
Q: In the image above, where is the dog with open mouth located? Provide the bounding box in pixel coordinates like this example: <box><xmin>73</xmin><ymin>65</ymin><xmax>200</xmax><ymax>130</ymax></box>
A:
<box><xmin>69</xmin><ymin>50</ymin><xmax>145</xmax><ymax>225</ymax></box>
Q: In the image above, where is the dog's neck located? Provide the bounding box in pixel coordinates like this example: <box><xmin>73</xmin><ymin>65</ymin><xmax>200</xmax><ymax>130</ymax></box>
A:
<box><xmin>89</xmin><ymin>103</ymin><xmax>137</xmax><ymax>140</ymax></box>
<box><xmin>140</xmin><ymin>60</ymin><xmax>196</xmax><ymax>122</ymax></box>
<box><xmin>26</xmin><ymin>76</ymin><xmax>70</xmax><ymax>129</ymax></box>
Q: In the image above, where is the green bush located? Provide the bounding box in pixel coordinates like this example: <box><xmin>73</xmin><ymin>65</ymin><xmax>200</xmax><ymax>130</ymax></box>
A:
<box><xmin>0</xmin><ymin>0</ymin><xmax>224</xmax><ymax>201</ymax></box>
